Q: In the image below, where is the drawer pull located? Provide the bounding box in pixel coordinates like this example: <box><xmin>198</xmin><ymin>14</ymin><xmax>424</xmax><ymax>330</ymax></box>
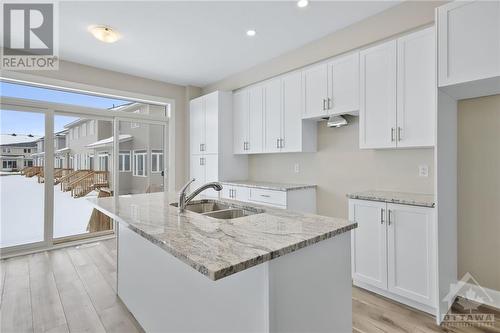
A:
<box><xmin>260</xmin><ymin>194</ymin><xmax>271</xmax><ymax>198</ymax></box>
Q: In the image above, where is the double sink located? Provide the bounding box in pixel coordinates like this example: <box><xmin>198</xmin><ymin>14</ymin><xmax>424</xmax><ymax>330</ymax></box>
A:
<box><xmin>170</xmin><ymin>199</ymin><xmax>265</xmax><ymax>220</ymax></box>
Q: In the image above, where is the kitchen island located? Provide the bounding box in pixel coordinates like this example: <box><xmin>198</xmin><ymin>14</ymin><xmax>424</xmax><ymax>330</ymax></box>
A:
<box><xmin>89</xmin><ymin>192</ymin><xmax>357</xmax><ymax>333</ymax></box>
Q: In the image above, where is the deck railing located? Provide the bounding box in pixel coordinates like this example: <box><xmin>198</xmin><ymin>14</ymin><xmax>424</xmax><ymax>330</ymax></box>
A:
<box><xmin>60</xmin><ymin>170</ymin><xmax>92</xmax><ymax>192</ymax></box>
<box><xmin>25</xmin><ymin>166</ymin><xmax>42</xmax><ymax>178</ymax></box>
<box><xmin>70</xmin><ymin>171</ymin><xmax>109</xmax><ymax>198</ymax></box>
<box><xmin>54</xmin><ymin>168</ymin><xmax>73</xmax><ymax>185</ymax></box>
<box><xmin>87</xmin><ymin>188</ymin><xmax>113</xmax><ymax>232</ymax></box>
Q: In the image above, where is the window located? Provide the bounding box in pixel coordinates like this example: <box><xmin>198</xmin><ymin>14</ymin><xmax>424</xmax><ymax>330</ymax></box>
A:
<box><xmin>99</xmin><ymin>153</ymin><xmax>109</xmax><ymax>171</ymax></box>
<box><xmin>3</xmin><ymin>148</ymin><xmax>11</xmax><ymax>153</ymax></box>
<box><xmin>119</xmin><ymin>151</ymin><xmax>131</xmax><ymax>172</ymax></box>
<box><xmin>89</xmin><ymin>120</ymin><xmax>95</xmax><ymax>135</ymax></box>
<box><xmin>74</xmin><ymin>126</ymin><xmax>79</xmax><ymax>139</ymax></box>
<box><xmin>130</xmin><ymin>109</ymin><xmax>141</xmax><ymax>128</ymax></box>
<box><xmin>133</xmin><ymin>150</ymin><xmax>147</xmax><ymax>176</ymax></box>
<box><xmin>151</xmin><ymin>150</ymin><xmax>163</xmax><ymax>173</ymax></box>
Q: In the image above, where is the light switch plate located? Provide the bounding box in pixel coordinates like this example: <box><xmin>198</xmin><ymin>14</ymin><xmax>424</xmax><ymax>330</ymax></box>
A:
<box><xmin>419</xmin><ymin>165</ymin><xmax>429</xmax><ymax>177</ymax></box>
<box><xmin>294</xmin><ymin>163</ymin><xmax>300</xmax><ymax>173</ymax></box>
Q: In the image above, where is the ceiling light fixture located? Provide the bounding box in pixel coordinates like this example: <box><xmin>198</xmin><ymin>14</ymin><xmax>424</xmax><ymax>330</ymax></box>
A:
<box><xmin>88</xmin><ymin>25</ymin><xmax>121</xmax><ymax>43</ymax></box>
<box><xmin>246</xmin><ymin>29</ymin><xmax>256</xmax><ymax>37</ymax></box>
<box><xmin>297</xmin><ymin>0</ymin><xmax>309</xmax><ymax>8</ymax></box>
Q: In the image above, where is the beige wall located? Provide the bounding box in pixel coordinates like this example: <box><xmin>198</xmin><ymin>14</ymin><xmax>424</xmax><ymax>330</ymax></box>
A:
<box><xmin>249</xmin><ymin>118</ymin><xmax>434</xmax><ymax>219</ymax></box>
<box><xmin>458</xmin><ymin>94</ymin><xmax>500</xmax><ymax>291</ymax></box>
<box><xmin>5</xmin><ymin>60</ymin><xmax>196</xmax><ymax>190</ymax></box>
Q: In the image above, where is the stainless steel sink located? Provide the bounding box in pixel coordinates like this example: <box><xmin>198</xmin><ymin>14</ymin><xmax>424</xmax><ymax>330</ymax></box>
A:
<box><xmin>203</xmin><ymin>208</ymin><xmax>257</xmax><ymax>220</ymax></box>
<box><xmin>170</xmin><ymin>200</ymin><xmax>231</xmax><ymax>213</ymax></box>
<box><xmin>170</xmin><ymin>199</ymin><xmax>264</xmax><ymax>220</ymax></box>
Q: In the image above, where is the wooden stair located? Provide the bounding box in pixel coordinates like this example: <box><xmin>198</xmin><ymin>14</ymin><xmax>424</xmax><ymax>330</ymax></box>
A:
<box><xmin>70</xmin><ymin>171</ymin><xmax>109</xmax><ymax>198</ymax></box>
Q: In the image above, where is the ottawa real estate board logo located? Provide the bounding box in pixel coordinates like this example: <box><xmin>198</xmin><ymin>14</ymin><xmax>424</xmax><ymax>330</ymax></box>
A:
<box><xmin>1</xmin><ymin>2</ymin><xmax>59</xmax><ymax>70</ymax></box>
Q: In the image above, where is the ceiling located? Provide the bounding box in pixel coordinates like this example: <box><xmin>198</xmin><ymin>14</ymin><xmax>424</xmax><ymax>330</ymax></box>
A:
<box><xmin>57</xmin><ymin>1</ymin><xmax>400</xmax><ymax>87</ymax></box>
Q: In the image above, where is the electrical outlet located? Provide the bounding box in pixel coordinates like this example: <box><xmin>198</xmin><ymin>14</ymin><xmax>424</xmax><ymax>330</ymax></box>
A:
<box><xmin>294</xmin><ymin>163</ymin><xmax>300</xmax><ymax>173</ymax></box>
<box><xmin>418</xmin><ymin>165</ymin><xmax>429</xmax><ymax>177</ymax></box>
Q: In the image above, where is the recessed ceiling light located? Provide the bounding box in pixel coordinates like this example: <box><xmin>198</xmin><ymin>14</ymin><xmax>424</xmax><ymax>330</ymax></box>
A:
<box><xmin>246</xmin><ymin>29</ymin><xmax>256</xmax><ymax>37</ymax></box>
<box><xmin>88</xmin><ymin>25</ymin><xmax>121</xmax><ymax>43</ymax></box>
<box><xmin>297</xmin><ymin>0</ymin><xmax>309</xmax><ymax>8</ymax></box>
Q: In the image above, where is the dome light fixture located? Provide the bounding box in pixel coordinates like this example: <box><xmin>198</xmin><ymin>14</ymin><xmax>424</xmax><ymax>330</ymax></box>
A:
<box><xmin>246</xmin><ymin>29</ymin><xmax>257</xmax><ymax>37</ymax></box>
<box><xmin>297</xmin><ymin>0</ymin><xmax>309</xmax><ymax>8</ymax></box>
<box><xmin>88</xmin><ymin>25</ymin><xmax>121</xmax><ymax>43</ymax></box>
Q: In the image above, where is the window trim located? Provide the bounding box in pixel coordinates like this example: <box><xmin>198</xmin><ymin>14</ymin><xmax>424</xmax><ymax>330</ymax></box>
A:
<box><xmin>151</xmin><ymin>150</ymin><xmax>163</xmax><ymax>173</ymax></box>
<box><xmin>119</xmin><ymin>150</ymin><xmax>131</xmax><ymax>172</ymax></box>
<box><xmin>133</xmin><ymin>150</ymin><xmax>147</xmax><ymax>177</ymax></box>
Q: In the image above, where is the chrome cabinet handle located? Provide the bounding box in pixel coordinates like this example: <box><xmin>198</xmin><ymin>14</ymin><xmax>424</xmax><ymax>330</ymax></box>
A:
<box><xmin>397</xmin><ymin>127</ymin><xmax>402</xmax><ymax>141</ymax></box>
<box><xmin>199</xmin><ymin>143</ymin><xmax>202</xmax><ymax>152</ymax></box>
<box><xmin>328</xmin><ymin>98</ymin><xmax>332</xmax><ymax>110</ymax></box>
<box><xmin>260</xmin><ymin>194</ymin><xmax>271</xmax><ymax>198</ymax></box>
<box><xmin>322</xmin><ymin>98</ymin><xmax>327</xmax><ymax>111</ymax></box>
<box><xmin>199</xmin><ymin>157</ymin><xmax>203</xmax><ymax>166</ymax></box>
<box><xmin>276</xmin><ymin>138</ymin><xmax>280</xmax><ymax>149</ymax></box>
<box><xmin>280</xmin><ymin>138</ymin><xmax>284</xmax><ymax>148</ymax></box>
<box><xmin>387</xmin><ymin>209</ymin><xmax>392</xmax><ymax>226</ymax></box>
<box><xmin>391</xmin><ymin>128</ymin><xmax>395</xmax><ymax>142</ymax></box>
<box><xmin>380</xmin><ymin>208</ymin><xmax>385</xmax><ymax>224</ymax></box>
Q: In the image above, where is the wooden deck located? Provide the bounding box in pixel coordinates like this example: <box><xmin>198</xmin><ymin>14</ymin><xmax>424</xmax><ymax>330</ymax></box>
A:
<box><xmin>0</xmin><ymin>239</ymin><xmax>498</xmax><ymax>333</ymax></box>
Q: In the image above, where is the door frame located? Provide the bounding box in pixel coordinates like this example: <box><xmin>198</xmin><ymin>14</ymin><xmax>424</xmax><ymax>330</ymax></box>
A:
<box><xmin>0</xmin><ymin>79</ymin><xmax>171</xmax><ymax>258</ymax></box>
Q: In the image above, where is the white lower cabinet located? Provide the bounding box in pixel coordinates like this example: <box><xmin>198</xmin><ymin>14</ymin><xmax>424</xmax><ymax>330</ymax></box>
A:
<box><xmin>220</xmin><ymin>185</ymin><xmax>249</xmax><ymax>202</ymax></box>
<box><xmin>349</xmin><ymin>199</ymin><xmax>436</xmax><ymax>312</ymax></box>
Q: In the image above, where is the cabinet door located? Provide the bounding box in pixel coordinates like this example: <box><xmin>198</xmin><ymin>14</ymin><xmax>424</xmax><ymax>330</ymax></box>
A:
<box><xmin>438</xmin><ymin>1</ymin><xmax>500</xmax><ymax>86</ymax></box>
<box><xmin>303</xmin><ymin>63</ymin><xmax>329</xmax><ymax>119</ymax></box>
<box><xmin>349</xmin><ymin>199</ymin><xmax>388</xmax><ymax>290</ymax></box>
<box><xmin>281</xmin><ymin>71</ymin><xmax>303</xmax><ymax>152</ymax></box>
<box><xmin>204</xmin><ymin>92</ymin><xmax>219</xmax><ymax>154</ymax></box>
<box><xmin>359</xmin><ymin>40</ymin><xmax>397</xmax><ymax>149</ymax></box>
<box><xmin>190</xmin><ymin>97</ymin><xmax>205</xmax><ymax>154</ymax></box>
<box><xmin>233</xmin><ymin>186</ymin><xmax>250</xmax><ymax>202</ymax></box>
<box><xmin>189</xmin><ymin>155</ymin><xmax>205</xmax><ymax>193</ymax></box>
<box><xmin>386</xmin><ymin>204</ymin><xmax>436</xmax><ymax>307</ymax></box>
<box><xmin>233</xmin><ymin>91</ymin><xmax>248</xmax><ymax>154</ymax></box>
<box><xmin>264</xmin><ymin>79</ymin><xmax>282</xmax><ymax>153</ymax></box>
<box><xmin>203</xmin><ymin>154</ymin><xmax>219</xmax><ymax>198</ymax></box>
<box><xmin>248</xmin><ymin>86</ymin><xmax>264</xmax><ymax>153</ymax></box>
<box><xmin>329</xmin><ymin>52</ymin><xmax>360</xmax><ymax>115</ymax></box>
<box><xmin>397</xmin><ymin>27</ymin><xmax>435</xmax><ymax>148</ymax></box>
<box><xmin>220</xmin><ymin>185</ymin><xmax>234</xmax><ymax>200</ymax></box>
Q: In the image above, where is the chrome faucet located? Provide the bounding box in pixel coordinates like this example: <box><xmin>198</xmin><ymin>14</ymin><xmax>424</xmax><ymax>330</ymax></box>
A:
<box><xmin>178</xmin><ymin>178</ymin><xmax>223</xmax><ymax>212</ymax></box>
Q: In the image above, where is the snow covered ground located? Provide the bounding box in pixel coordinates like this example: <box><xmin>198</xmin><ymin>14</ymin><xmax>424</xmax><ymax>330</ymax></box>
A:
<box><xmin>0</xmin><ymin>174</ymin><xmax>96</xmax><ymax>248</ymax></box>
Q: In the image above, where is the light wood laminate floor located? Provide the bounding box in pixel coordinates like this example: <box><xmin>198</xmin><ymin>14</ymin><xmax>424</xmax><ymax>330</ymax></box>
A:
<box><xmin>0</xmin><ymin>238</ymin><xmax>498</xmax><ymax>333</ymax></box>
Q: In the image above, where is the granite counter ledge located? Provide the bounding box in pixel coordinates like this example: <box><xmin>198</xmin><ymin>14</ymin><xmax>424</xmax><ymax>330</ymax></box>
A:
<box><xmin>88</xmin><ymin>192</ymin><xmax>356</xmax><ymax>332</ymax></box>
<box><xmin>347</xmin><ymin>190</ymin><xmax>435</xmax><ymax>208</ymax></box>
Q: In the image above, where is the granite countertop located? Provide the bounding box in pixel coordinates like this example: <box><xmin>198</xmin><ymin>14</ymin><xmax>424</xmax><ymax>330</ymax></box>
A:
<box><xmin>347</xmin><ymin>190</ymin><xmax>435</xmax><ymax>208</ymax></box>
<box><xmin>89</xmin><ymin>192</ymin><xmax>356</xmax><ymax>281</ymax></box>
<box><xmin>220</xmin><ymin>180</ymin><xmax>317</xmax><ymax>191</ymax></box>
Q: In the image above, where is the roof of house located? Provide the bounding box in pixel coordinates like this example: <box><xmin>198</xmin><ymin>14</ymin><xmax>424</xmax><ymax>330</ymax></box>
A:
<box><xmin>0</xmin><ymin>134</ymin><xmax>41</xmax><ymax>146</ymax></box>
<box><xmin>86</xmin><ymin>134</ymin><xmax>133</xmax><ymax>148</ymax></box>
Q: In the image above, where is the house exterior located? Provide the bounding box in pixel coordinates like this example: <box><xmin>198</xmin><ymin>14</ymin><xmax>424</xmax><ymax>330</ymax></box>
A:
<box><xmin>27</xmin><ymin>102</ymin><xmax>167</xmax><ymax>195</ymax></box>
<box><xmin>0</xmin><ymin>134</ymin><xmax>39</xmax><ymax>171</ymax></box>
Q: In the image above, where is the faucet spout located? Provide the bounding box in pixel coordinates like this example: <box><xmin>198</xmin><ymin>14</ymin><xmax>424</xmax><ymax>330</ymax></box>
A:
<box><xmin>178</xmin><ymin>180</ymin><xmax>223</xmax><ymax>212</ymax></box>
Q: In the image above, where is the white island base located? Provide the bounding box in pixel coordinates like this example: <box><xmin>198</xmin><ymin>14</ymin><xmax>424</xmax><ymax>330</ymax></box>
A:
<box><xmin>118</xmin><ymin>225</ymin><xmax>352</xmax><ymax>333</ymax></box>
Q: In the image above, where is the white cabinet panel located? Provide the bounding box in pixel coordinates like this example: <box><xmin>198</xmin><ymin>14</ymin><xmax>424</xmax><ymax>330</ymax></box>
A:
<box><xmin>189</xmin><ymin>155</ymin><xmax>205</xmax><ymax>193</ymax></box>
<box><xmin>349</xmin><ymin>199</ymin><xmax>388</xmax><ymax>290</ymax></box>
<box><xmin>190</xmin><ymin>97</ymin><xmax>205</xmax><ymax>154</ymax></box>
<box><xmin>397</xmin><ymin>27</ymin><xmax>435</xmax><ymax>148</ymax></box>
<box><xmin>438</xmin><ymin>1</ymin><xmax>500</xmax><ymax>87</ymax></box>
<box><xmin>329</xmin><ymin>52</ymin><xmax>360</xmax><ymax>115</ymax></box>
<box><xmin>248</xmin><ymin>86</ymin><xmax>264</xmax><ymax>154</ymax></box>
<box><xmin>203</xmin><ymin>154</ymin><xmax>219</xmax><ymax>198</ymax></box>
<box><xmin>264</xmin><ymin>79</ymin><xmax>282</xmax><ymax>153</ymax></box>
<box><xmin>204</xmin><ymin>92</ymin><xmax>219</xmax><ymax>154</ymax></box>
<box><xmin>233</xmin><ymin>91</ymin><xmax>248</xmax><ymax>154</ymax></box>
<box><xmin>359</xmin><ymin>40</ymin><xmax>397</xmax><ymax>149</ymax></box>
<box><xmin>281</xmin><ymin>71</ymin><xmax>303</xmax><ymax>152</ymax></box>
<box><xmin>387</xmin><ymin>204</ymin><xmax>436</xmax><ymax>307</ymax></box>
<box><xmin>303</xmin><ymin>63</ymin><xmax>329</xmax><ymax>119</ymax></box>
<box><xmin>221</xmin><ymin>185</ymin><xmax>250</xmax><ymax>202</ymax></box>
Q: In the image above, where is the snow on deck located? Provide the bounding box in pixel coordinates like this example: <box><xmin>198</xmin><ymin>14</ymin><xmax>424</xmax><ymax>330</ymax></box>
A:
<box><xmin>0</xmin><ymin>174</ymin><xmax>97</xmax><ymax>248</ymax></box>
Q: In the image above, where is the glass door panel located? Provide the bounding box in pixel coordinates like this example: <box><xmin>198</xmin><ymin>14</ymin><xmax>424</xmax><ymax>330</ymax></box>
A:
<box><xmin>0</xmin><ymin>110</ymin><xmax>45</xmax><ymax>248</ymax></box>
<box><xmin>118</xmin><ymin>120</ymin><xmax>166</xmax><ymax>195</ymax></box>
<box><xmin>53</xmin><ymin>114</ymin><xmax>114</xmax><ymax>240</ymax></box>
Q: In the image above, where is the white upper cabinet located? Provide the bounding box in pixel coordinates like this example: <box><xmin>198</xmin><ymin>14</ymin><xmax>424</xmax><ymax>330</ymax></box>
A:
<box><xmin>328</xmin><ymin>52</ymin><xmax>360</xmax><ymax>115</ymax></box>
<box><xmin>360</xmin><ymin>27</ymin><xmax>435</xmax><ymax>149</ymax></box>
<box><xmin>281</xmin><ymin>71</ymin><xmax>305</xmax><ymax>152</ymax></box>
<box><xmin>247</xmin><ymin>86</ymin><xmax>264</xmax><ymax>154</ymax></box>
<box><xmin>359</xmin><ymin>39</ymin><xmax>398</xmax><ymax>149</ymax></box>
<box><xmin>203</xmin><ymin>91</ymin><xmax>219</xmax><ymax>154</ymax></box>
<box><xmin>233</xmin><ymin>90</ymin><xmax>248</xmax><ymax>154</ymax></box>
<box><xmin>303</xmin><ymin>63</ymin><xmax>329</xmax><ymax>119</ymax></box>
<box><xmin>437</xmin><ymin>1</ymin><xmax>500</xmax><ymax>91</ymax></box>
<box><xmin>264</xmin><ymin>79</ymin><xmax>282</xmax><ymax>153</ymax></box>
<box><xmin>397</xmin><ymin>27</ymin><xmax>435</xmax><ymax>148</ymax></box>
<box><xmin>189</xmin><ymin>97</ymin><xmax>205</xmax><ymax>154</ymax></box>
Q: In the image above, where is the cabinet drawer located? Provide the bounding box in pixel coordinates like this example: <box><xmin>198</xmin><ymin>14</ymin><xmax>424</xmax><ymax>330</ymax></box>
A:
<box><xmin>249</xmin><ymin>188</ymin><xmax>286</xmax><ymax>206</ymax></box>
